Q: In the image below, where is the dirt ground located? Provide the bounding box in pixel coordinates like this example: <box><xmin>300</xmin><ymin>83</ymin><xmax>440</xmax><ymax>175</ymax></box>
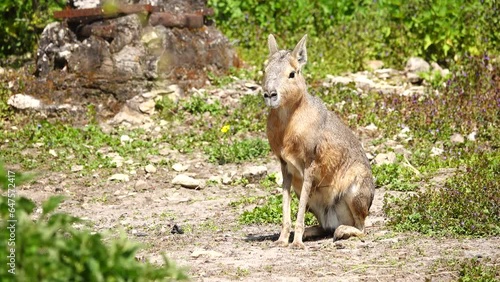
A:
<box><xmin>17</xmin><ymin>138</ymin><xmax>499</xmax><ymax>282</ymax></box>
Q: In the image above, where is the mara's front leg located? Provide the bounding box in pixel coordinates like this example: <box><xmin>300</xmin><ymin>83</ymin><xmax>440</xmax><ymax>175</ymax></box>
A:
<box><xmin>291</xmin><ymin>165</ymin><xmax>314</xmax><ymax>249</ymax></box>
<box><xmin>274</xmin><ymin>159</ymin><xmax>292</xmax><ymax>247</ymax></box>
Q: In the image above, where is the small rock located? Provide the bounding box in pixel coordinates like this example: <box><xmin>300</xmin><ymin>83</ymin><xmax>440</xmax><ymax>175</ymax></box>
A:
<box><xmin>325</xmin><ymin>75</ymin><xmax>353</xmax><ymax>85</ymax></box>
<box><xmin>450</xmin><ymin>133</ymin><xmax>465</xmax><ymax>143</ymax></box>
<box><xmin>145</xmin><ymin>164</ymin><xmax>157</xmax><ymax>173</ymax></box>
<box><xmin>49</xmin><ymin>149</ymin><xmax>58</xmax><ymax>157</ymax></box>
<box><xmin>7</xmin><ymin>94</ymin><xmax>42</xmax><ymax>110</ymax></box>
<box><xmin>406</xmin><ymin>57</ymin><xmax>430</xmax><ymax>73</ymax></box>
<box><xmin>430</xmin><ymin>147</ymin><xmax>444</xmax><ymax>157</ymax></box>
<box><xmin>405</xmin><ymin>57</ymin><xmax>430</xmax><ymax>84</ymax></box>
<box><xmin>166</xmin><ymin>84</ymin><xmax>183</xmax><ymax>103</ymax></box>
<box><xmin>134</xmin><ymin>179</ymin><xmax>148</xmax><ymax>191</ymax></box>
<box><xmin>172</xmin><ymin>174</ymin><xmax>202</xmax><ymax>189</ymax></box>
<box><xmin>110</xmin><ymin>155</ymin><xmax>124</xmax><ymax>167</ymax></box>
<box><xmin>191</xmin><ymin>249</ymin><xmax>223</xmax><ymax>258</ymax></box>
<box><xmin>354</xmin><ymin>75</ymin><xmax>376</xmax><ymax>89</ymax></box>
<box><xmin>71</xmin><ymin>165</ymin><xmax>84</xmax><ymax>172</ymax></box>
<box><xmin>467</xmin><ymin>132</ymin><xmax>476</xmax><ymax>141</ymax></box>
<box><xmin>366</xmin><ymin>153</ymin><xmax>375</xmax><ymax>160</ymax></box>
<box><xmin>374</xmin><ymin>152</ymin><xmax>397</xmax><ymax>165</ymax></box>
<box><xmin>222</xmin><ymin>171</ymin><xmax>236</xmax><ymax>185</ymax></box>
<box><xmin>242</xmin><ymin>165</ymin><xmax>267</xmax><ymax>182</ymax></box>
<box><xmin>172</xmin><ymin>163</ymin><xmax>189</xmax><ymax>172</ymax></box>
<box><xmin>365</xmin><ymin>123</ymin><xmax>378</xmax><ymax>132</ymax></box>
<box><xmin>120</xmin><ymin>135</ymin><xmax>132</xmax><ymax>143</ymax></box>
<box><xmin>109</xmin><ymin>173</ymin><xmax>130</xmax><ymax>182</ymax></box>
<box><xmin>139</xmin><ymin>100</ymin><xmax>156</xmax><ymax>115</ymax></box>
<box><xmin>365</xmin><ymin>60</ymin><xmax>384</xmax><ymax>70</ymax></box>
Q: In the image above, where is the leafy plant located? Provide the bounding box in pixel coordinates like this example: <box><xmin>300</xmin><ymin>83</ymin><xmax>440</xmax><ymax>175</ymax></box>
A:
<box><xmin>0</xmin><ymin>0</ymin><xmax>65</xmax><ymax>59</ymax></box>
<box><xmin>384</xmin><ymin>152</ymin><xmax>500</xmax><ymax>237</ymax></box>
<box><xmin>0</xmin><ymin>164</ymin><xmax>188</xmax><ymax>281</ymax></box>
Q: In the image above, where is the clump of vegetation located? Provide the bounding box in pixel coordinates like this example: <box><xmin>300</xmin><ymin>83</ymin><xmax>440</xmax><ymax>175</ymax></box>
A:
<box><xmin>430</xmin><ymin>257</ymin><xmax>499</xmax><ymax>282</ymax></box>
<box><xmin>0</xmin><ymin>0</ymin><xmax>64</xmax><ymax>60</ymax></box>
<box><xmin>372</xmin><ymin>162</ymin><xmax>419</xmax><ymax>191</ymax></box>
<box><xmin>240</xmin><ymin>194</ymin><xmax>317</xmax><ymax>226</ymax></box>
<box><xmin>209</xmin><ymin>0</ymin><xmax>499</xmax><ymax>75</ymax></box>
<box><xmin>205</xmin><ymin>137</ymin><xmax>270</xmax><ymax>165</ymax></box>
<box><xmin>384</xmin><ymin>152</ymin><xmax>500</xmax><ymax>237</ymax></box>
<box><xmin>458</xmin><ymin>258</ymin><xmax>499</xmax><ymax>282</ymax></box>
<box><xmin>157</xmin><ymin>93</ymin><xmax>269</xmax><ymax>162</ymax></box>
<box><xmin>0</xmin><ymin>164</ymin><xmax>187</xmax><ymax>281</ymax></box>
<box><xmin>0</xmin><ymin>121</ymin><xmax>159</xmax><ymax>172</ymax></box>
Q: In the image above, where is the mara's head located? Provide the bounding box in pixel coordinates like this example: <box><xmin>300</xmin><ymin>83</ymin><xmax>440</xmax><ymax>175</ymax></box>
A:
<box><xmin>262</xmin><ymin>34</ymin><xmax>308</xmax><ymax>109</ymax></box>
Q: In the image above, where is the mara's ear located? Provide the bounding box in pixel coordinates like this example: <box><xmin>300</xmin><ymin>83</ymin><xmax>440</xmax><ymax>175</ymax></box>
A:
<box><xmin>268</xmin><ymin>34</ymin><xmax>279</xmax><ymax>56</ymax></box>
<box><xmin>291</xmin><ymin>34</ymin><xmax>307</xmax><ymax>67</ymax></box>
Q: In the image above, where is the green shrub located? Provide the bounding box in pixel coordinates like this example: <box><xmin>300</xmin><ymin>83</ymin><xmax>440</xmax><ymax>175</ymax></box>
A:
<box><xmin>209</xmin><ymin>0</ymin><xmax>499</xmax><ymax>74</ymax></box>
<box><xmin>383</xmin><ymin>152</ymin><xmax>500</xmax><ymax>237</ymax></box>
<box><xmin>0</xmin><ymin>164</ymin><xmax>188</xmax><ymax>281</ymax></box>
<box><xmin>0</xmin><ymin>0</ymin><xmax>64</xmax><ymax>58</ymax></box>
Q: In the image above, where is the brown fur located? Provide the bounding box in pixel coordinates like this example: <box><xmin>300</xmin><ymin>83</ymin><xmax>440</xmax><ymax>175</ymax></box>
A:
<box><xmin>263</xmin><ymin>34</ymin><xmax>375</xmax><ymax>248</ymax></box>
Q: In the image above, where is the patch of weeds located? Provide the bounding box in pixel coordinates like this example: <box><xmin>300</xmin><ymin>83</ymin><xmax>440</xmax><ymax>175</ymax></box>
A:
<box><xmin>372</xmin><ymin>160</ymin><xmax>419</xmax><ymax>191</ymax></box>
<box><xmin>198</xmin><ymin>220</ymin><xmax>220</xmax><ymax>232</ymax></box>
<box><xmin>458</xmin><ymin>258</ymin><xmax>499</xmax><ymax>282</ymax></box>
<box><xmin>240</xmin><ymin>194</ymin><xmax>317</xmax><ymax>226</ymax></box>
<box><xmin>260</xmin><ymin>173</ymin><xmax>278</xmax><ymax>190</ymax></box>
<box><xmin>0</xmin><ymin>121</ymin><xmax>158</xmax><ymax>173</ymax></box>
<box><xmin>384</xmin><ymin>151</ymin><xmax>500</xmax><ymax>237</ymax></box>
<box><xmin>229</xmin><ymin>94</ymin><xmax>267</xmax><ymax>133</ymax></box>
<box><xmin>205</xmin><ymin>138</ymin><xmax>270</xmax><ymax>165</ymax></box>
<box><xmin>231</xmin><ymin>177</ymin><xmax>250</xmax><ymax>186</ymax></box>
<box><xmin>0</xmin><ymin>87</ymin><xmax>13</xmax><ymax>121</ymax></box>
<box><xmin>234</xmin><ymin>267</ymin><xmax>250</xmax><ymax>278</ymax></box>
<box><xmin>160</xmin><ymin>93</ymin><xmax>268</xmax><ymax>162</ymax></box>
<box><xmin>155</xmin><ymin>95</ymin><xmax>178</xmax><ymax>121</ymax></box>
<box><xmin>429</xmin><ymin>258</ymin><xmax>499</xmax><ymax>282</ymax></box>
<box><xmin>229</xmin><ymin>196</ymin><xmax>261</xmax><ymax>207</ymax></box>
<box><xmin>419</xmin><ymin>69</ymin><xmax>451</xmax><ymax>89</ymax></box>
<box><xmin>181</xmin><ymin>94</ymin><xmax>226</xmax><ymax>116</ymax></box>
<box><xmin>205</xmin><ymin>179</ymin><xmax>219</xmax><ymax>187</ymax></box>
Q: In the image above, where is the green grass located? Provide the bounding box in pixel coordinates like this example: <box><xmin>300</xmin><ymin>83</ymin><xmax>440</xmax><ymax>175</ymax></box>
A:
<box><xmin>239</xmin><ymin>194</ymin><xmax>318</xmax><ymax>226</ymax></box>
<box><xmin>0</xmin><ymin>121</ymin><xmax>159</xmax><ymax>173</ymax></box>
<box><xmin>429</xmin><ymin>257</ymin><xmax>499</xmax><ymax>282</ymax></box>
<box><xmin>372</xmin><ymin>161</ymin><xmax>420</xmax><ymax>191</ymax></box>
<box><xmin>384</xmin><ymin>152</ymin><xmax>500</xmax><ymax>237</ymax></box>
<box><xmin>157</xmin><ymin>93</ymin><xmax>269</xmax><ymax>162</ymax></box>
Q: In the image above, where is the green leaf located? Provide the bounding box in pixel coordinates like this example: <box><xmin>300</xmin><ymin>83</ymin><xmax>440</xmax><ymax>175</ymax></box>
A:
<box><xmin>424</xmin><ymin>34</ymin><xmax>432</xmax><ymax>50</ymax></box>
<box><xmin>42</xmin><ymin>195</ymin><xmax>64</xmax><ymax>215</ymax></box>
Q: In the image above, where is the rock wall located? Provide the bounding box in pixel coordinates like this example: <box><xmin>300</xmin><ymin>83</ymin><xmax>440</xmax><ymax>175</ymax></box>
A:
<box><xmin>36</xmin><ymin>0</ymin><xmax>238</xmax><ymax>89</ymax></box>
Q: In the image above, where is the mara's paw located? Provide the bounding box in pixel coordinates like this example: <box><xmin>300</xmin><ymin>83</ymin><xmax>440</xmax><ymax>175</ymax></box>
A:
<box><xmin>273</xmin><ymin>239</ymin><xmax>289</xmax><ymax>247</ymax></box>
<box><xmin>333</xmin><ymin>225</ymin><xmax>364</xmax><ymax>241</ymax></box>
<box><xmin>290</xmin><ymin>240</ymin><xmax>307</xmax><ymax>250</ymax></box>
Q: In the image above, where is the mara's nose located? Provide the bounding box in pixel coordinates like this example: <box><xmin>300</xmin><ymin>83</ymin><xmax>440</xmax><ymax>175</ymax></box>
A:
<box><xmin>264</xmin><ymin>90</ymin><xmax>277</xmax><ymax>99</ymax></box>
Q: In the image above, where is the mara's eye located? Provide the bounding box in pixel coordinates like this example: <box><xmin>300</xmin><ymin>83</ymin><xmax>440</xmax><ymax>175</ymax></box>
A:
<box><xmin>289</xmin><ymin>71</ymin><xmax>296</xmax><ymax>79</ymax></box>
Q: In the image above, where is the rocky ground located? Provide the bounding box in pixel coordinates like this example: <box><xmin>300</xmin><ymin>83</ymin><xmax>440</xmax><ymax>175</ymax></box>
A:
<box><xmin>7</xmin><ymin>62</ymin><xmax>500</xmax><ymax>281</ymax></box>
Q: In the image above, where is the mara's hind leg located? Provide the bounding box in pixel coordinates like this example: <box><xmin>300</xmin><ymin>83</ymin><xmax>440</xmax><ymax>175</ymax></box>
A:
<box><xmin>333</xmin><ymin>176</ymin><xmax>374</xmax><ymax>241</ymax></box>
<box><xmin>303</xmin><ymin>225</ymin><xmax>330</xmax><ymax>240</ymax></box>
